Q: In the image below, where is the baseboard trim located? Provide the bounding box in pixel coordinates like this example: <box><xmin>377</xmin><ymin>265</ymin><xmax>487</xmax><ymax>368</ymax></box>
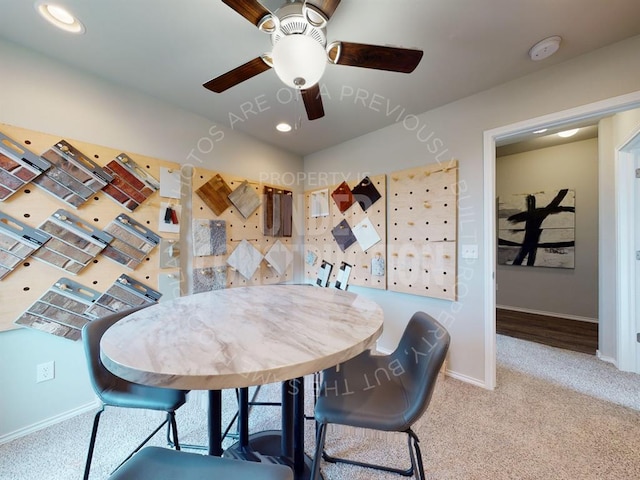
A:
<box><xmin>596</xmin><ymin>350</ymin><xmax>618</xmax><ymax>367</ymax></box>
<box><xmin>377</xmin><ymin>344</ymin><xmax>488</xmax><ymax>388</ymax></box>
<box><xmin>0</xmin><ymin>399</ymin><xmax>99</xmax><ymax>445</ymax></box>
<box><xmin>497</xmin><ymin>305</ymin><xmax>598</xmax><ymax>324</ymax></box>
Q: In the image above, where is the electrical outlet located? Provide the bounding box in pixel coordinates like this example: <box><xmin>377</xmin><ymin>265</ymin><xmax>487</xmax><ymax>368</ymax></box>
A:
<box><xmin>36</xmin><ymin>361</ymin><xmax>55</xmax><ymax>383</ymax></box>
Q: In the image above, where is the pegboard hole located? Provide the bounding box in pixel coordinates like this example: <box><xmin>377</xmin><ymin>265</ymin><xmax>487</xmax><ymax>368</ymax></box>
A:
<box><xmin>23</xmin><ymin>262</ymin><xmax>30</xmax><ymax>267</ymax></box>
<box><xmin>24</xmin><ymin>189</ymin><xmax>31</xmax><ymax>194</ymax></box>
<box><xmin>23</xmin><ymin>213</ymin><xmax>30</xmax><ymax>218</ymax></box>
<box><xmin>24</xmin><ymin>140</ymin><xmax>31</xmax><ymax>145</ymax></box>
<box><xmin>23</xmin><ymin>287</ymin><xmax>30</xmax><ymax>291</ymax></box>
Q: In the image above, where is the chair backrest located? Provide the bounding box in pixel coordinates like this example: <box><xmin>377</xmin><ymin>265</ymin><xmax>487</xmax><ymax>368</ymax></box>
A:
<box><xmin>82</xmin><ymin>306</ymin><xmax>148</xmax><ymax>401</ymax></box>
<box><xmin>390</xmin><ymin>311</ymin><xmax>450</xmax><ymax>428</ymax></box>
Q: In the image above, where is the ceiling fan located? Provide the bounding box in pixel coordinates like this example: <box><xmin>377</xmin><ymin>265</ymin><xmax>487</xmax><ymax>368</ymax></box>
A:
<box><xmin>203</xmin><ymin>0</ymin><xmax>423</xmax><ymax>121</ymax></box>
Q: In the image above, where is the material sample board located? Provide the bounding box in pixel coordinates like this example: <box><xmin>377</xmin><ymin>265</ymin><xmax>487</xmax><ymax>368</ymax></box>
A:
<box><xmin>387</xmin><ymin>161</ymin><xmax>458</xmax><ymax>300</ymax></box>
<box><xmin>304</xmin><ymin>174</ymin><xmax>387</xmax><ymax>290</ymax></box>
<box><xmin>0</xmin><ymin>122</ymin><xmax>179</xmax><ymax>333</ymax></box>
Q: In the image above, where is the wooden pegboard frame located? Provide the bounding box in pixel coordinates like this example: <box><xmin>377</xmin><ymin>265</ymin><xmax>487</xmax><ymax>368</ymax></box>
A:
<box><xmin>0</xmin><ymin>123</ymin><xmax>179</xmax><ymax>333</ymax></box>
<box><xmin>387</xmin><ymin>161</ymin><xmax>458</xmax><ymax>300</ymax></box>
<box><xmin>304</xmin><ymin>174</ymin><xmax>387</xmax><ymax>290</ymax></box>
<box><xmin>190</xmin><ymin>168</ymin><xmax>295</xmax><ymax>289</ymax></box>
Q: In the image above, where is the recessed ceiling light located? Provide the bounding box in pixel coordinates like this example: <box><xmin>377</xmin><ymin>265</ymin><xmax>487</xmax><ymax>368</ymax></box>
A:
<box><xmin>276</xmin><ymin>122</ymin><xmax>292</xmax><ymax>133</ymax></box>
<box><xmin>557</xmin><ymin>128</ymin><xmax>579</xmax><ymax>138</ymax></box>
<box><xmin>35</xmin><ymin>2</ymin><xmax>85</xmax><ymax>34</ymax></box>
<box><xmin>533</xmin><ymin>128</ymin><xmax>548</xmax><ymax>134</ymax></box>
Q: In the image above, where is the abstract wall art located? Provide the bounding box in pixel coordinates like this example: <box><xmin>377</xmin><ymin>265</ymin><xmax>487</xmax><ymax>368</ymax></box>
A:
<box><xmin>498</xmin><ymin>188</ymin><xmax>575</xmax><ymax>269</ymax></box>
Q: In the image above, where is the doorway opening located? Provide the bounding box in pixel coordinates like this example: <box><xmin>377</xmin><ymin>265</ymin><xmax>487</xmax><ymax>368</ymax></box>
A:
<box><xmin>483</xmin><ymin>90</ymin><xmax>640</xmax><ymax>390</ymax></box>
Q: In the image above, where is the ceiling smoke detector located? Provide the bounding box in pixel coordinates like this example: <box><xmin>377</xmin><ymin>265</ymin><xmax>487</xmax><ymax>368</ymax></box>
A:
<box><xmin>528</xmin><ymin>36</ymin><xmax>562</xmax><ymax>61</ymax></box>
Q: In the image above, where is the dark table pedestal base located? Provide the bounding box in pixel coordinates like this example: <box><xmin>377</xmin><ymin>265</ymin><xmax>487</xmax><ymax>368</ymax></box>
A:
<box><xmin>224</xmin><ymin>430</ymin><xmax>322</xmax><ymax>480</ymax></box>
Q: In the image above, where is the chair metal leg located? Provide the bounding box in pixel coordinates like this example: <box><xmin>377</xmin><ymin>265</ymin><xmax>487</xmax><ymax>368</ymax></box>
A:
<box><xmin>310</xmin><ymin>422</ymin><xmax>328</xmax><ymax>480</ymax></box>
<box><xmin>409</xmin><ymin>429</ymin><xmax>426</xmax><ymax>480</ymax></box>
<box><xmin>320</xmin><ymin>427</ymin><xmax>420</xmax><ymax>477</ymax></box>
<box><xmin>83</xmin><ymin>406</ymin><xmax>104</xmax><ymax>480</ymax></box>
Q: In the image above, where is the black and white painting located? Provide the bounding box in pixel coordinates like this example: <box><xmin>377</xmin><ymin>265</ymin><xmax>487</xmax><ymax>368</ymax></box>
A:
<box><xmin>498</xmin><ymin>188</ymin><xmax>575</xmax><ymax>268</ymax></box>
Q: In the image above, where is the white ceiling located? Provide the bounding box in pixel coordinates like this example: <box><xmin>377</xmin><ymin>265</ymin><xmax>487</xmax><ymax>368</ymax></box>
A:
<box><xmin>1</xmin><ymin>0</ymin><xmax>640</xmax><ymax>157</ymax></box>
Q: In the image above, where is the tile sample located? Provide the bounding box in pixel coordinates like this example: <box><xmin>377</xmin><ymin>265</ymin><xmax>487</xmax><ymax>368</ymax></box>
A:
<box><xmin>196</xmin><ymin>173</ymin><xmax>232</xmax><ymax>216</ymax></box>
<box><xmin>160</xmin><ymin>167</ymin><xmax>181</xmax><ymax>199</ymax></box>
<box><xmin>226</xmin><ymin>239</ymin><xmax>263</xmax><ymax>280</ymax></box>
<box><xmin>0</xmin><ymin>212</ymin><xmax>51</xmax><ymax>280</ymax></box>
<box><xmin>305</xmin><ymin>250</ymin><xmax>318</xmax><ymax>266</ymax></box>
<box><xmin>334</xmin><ymin>261</ymin><xmax>352</xmax><ymax>290</ymax></box>
<box><xmin>331</xmin><ymin>181</ymin><xmax>355</xmax><ymax>213</ymax></box>
<box><xmin>102</xmin><ymin>153</ymin><xmax>159</xmax><ymax>212</ymax></box>
<box><xmin>85</xmin><ymin>274</ymin><xmax>161</xmax><ymax>318</ymax></box>
<box><xmin>14</xmin><ymin>278</ymin><xmax>100</xmax><ymax>341</ymax></box>
<box><xmin>352</xmin><ymin>217</ymin><xmax>381</xmax><ymax>252</ymax></box>
<box><xmin>264</xmin><ymin>240</ymin><xmax>293</xmax><ymax>276</ymax></box>
<box><xmin>263</xmin><ymin>187</ymin><xmax>293</xmax><ymax>237</ymax></box>
<box><xmin>371</xmin><ymin>254</ymin><xmax>385</xmax><ymax>276</ymax></box>
<box><xmin>32</xmin><ymin>209</ymin><xmax>112</xmax><ymax>275</ymax></box>
<box><xmin>351</xmin><ymin>176</ymin><xmax>382</xmax><ymax>212</ymax></box>
<box><xmin>158</xmin><ymin>273</ymin><xmax>180</xmax><ymax>301</ymax></box>
<box><xmin>159</xmin><ymin>238</ymin><xmax>180</xmax><ymax>269</ymax></box>
<box><xmin>0</xmin><ymin>131</ymin><xmax>51</xmax><ymax>201</ymax></box>
<box><xmin>192</xmin><ymin>266</ymin><xmax>227</xmax><ymax>294</ymax></box>
<box><xmin>228</xmin><ymin>180</ymin><xmax>261</xmax><ymax>219</ymax></box>
<box><xmin>316</xmin><ymin>260</ymin><xmax>333</xmax><ymax>287</ymax></box>
<box><xmin>102</xmin><ymin>214</ymin><xmax>160</xmax><ymax>270</ymax></box>
<box><xmin>310</xmin><ymin>189</ymin><xmax>330</xmax><ymax>217</ymax></box>
<box><xmin>331</xmin><ymin>219</ymin><xmax>357</xmax><ymax>253</ymax></box>
<box><xmin>192</xmin><ymin>219</ymin><xmax>227</xmax><ymax>257</ymax></box>
<box><xmin>34</xmin><ymin>140</ymin><xmax>113</xmax><ymax>209</ymax></box>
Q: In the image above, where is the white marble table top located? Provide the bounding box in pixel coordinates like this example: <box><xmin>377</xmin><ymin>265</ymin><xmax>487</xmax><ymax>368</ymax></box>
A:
<box><xmin>100</xmin><ymin>284</ymin><xmax>384</xmax><ymax>390</ymax></box>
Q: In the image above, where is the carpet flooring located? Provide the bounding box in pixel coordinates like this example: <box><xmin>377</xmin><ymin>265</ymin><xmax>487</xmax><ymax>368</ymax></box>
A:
<box><xmin>1</xmin><ymin>335</ymin><xmax>639</xmax><ymax>479</ymax></box>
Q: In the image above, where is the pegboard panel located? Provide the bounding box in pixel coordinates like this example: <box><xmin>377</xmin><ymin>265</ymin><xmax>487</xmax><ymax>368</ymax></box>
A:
<box><xmin>304</xmin><ymin>174</ymin><xmax>386</xmax><ymax>290</ymax></box>
<box><xmin>0</xmin><ymin>123</ymin><xmax>180</xmax><ymax>333</ymax></box>
<box><xmin>387</xmin><ymin>161</ymin><xmax>458</xmax><ymax>300</ymax></box>
<box><xmin>190</xmin><ymin>168</ymin><xmax>295</xmax><ymax>289</ymax></box>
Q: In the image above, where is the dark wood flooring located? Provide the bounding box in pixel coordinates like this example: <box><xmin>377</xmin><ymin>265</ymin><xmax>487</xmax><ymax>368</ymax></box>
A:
<box><xmin>496</xmin><ymin>308</ymin><xmax>598</xmax><ymax>355</ymax></box>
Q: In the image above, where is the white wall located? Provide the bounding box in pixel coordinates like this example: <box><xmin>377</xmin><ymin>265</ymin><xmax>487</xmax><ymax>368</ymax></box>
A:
<box><xmin>305</xmin><ymin>34</ymin><xmax>640</xmax><ymax>385</ymax></box>
<box><xmin>0</xmin><ymin>39</ymin><xmax>303</xmax><ymax>441</ymax></box>
<box><xmin>496</xmin><ymin>138</ymin><xmax>599</xmax><ymax>319</ymax></box>
<box><xmin>597</xmin><ymin>107</ymin><xmax>640</xmax><ymax>362</ymax></box>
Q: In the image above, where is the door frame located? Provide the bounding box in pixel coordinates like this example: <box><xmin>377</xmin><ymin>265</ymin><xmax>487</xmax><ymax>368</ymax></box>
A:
<box><xmin>483</xmin><ymin>90</ymin><xmax>640</xmax><ymax>389</ymax></box>
<box><xmin>617</xmin><ymin>129</ymin><xmax>640</xmax><ymax>372</ymax></box>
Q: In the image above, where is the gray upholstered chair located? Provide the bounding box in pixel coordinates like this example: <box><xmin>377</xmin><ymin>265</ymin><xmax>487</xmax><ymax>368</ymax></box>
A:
<box><xmin>82</xmin><ymin>307</ymin><xmax>188</xmax><ymax>480</ymax></box>
<box><xmin>107</xmin><ymin>446</ymin><xmax>293</xmax><ymax>480</ymax></box>
<box><xmin>311</xmin><ymin>311</ymin><xmax>450</xmax><ymax>480</ymax></box>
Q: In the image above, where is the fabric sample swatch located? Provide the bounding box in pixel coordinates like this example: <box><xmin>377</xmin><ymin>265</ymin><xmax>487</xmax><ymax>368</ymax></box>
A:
<box><xmin>228</xmin><ymin>180</ymin><xmax>261</xmax><ymax>219</ymax></box>
<box><xmin>192</xmin><ymin>219</ymin><xmax>227</xmax><ymax>257</ymax></box>
<box><xmin>352</xmin><ymin>217</ymin><xmax>382</xmax><ymax>252</ymax></box>
<box><xmin>192</xmin><ymin>266</ymin><xmax>227</xmax><ymax>294</ymax></box>
<box><xmin>226</xmin><ymin>239</ymin><xmax>264</xmax><ymax>280</ymax></box>
<box><xmin>351</xmin><ymin>176</ymin><xmax>382</xmax><ymax>211</ymax></box>
<box><xmin>331</xmin><ymin>219</ymin><xmax>357</xmax><ymax>252</ymax></box>
<box><xmin>331</xmin><ymin>181</ymin><xmax>355</xmax><ymax>213</ymax></box>
<box><xmin>196</xmin><ymin>173</ymin><xmax>232</xmax><ymax>216</ymax></box>
<box><xmin>264</xmin><ymin>240</ymin><xmax>293</xmax><ymax>276</ymax></box>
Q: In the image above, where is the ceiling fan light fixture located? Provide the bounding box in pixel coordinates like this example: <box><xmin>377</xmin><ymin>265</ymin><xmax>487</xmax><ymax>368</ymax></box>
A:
<box><xmin>272</xmin><ymin>34</ymin><xmax>327</xmax><ymax>89</ymax></box>
<box><xmin>258</xmin><ymin>14</ymin><xmax>278</xmax><ymax>34</ymax></box>
<box><xmin>302</xmin><ymin>3</ymin><xmax>328</xmax><ymax>29</ymax></box>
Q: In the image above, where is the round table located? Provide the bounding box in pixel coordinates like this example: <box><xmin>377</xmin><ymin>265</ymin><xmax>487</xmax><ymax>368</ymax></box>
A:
<box><xmin>101</xmin><ymin>284</ymin><xmax>384</xmax><ymax>479</ymax></box>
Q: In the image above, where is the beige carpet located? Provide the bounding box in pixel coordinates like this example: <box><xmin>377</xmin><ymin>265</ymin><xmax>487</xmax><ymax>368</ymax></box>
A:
<box><xmin>1</xmin><ymin>335</ymin><xmax>639</xmax><ymax>479</ymax></box>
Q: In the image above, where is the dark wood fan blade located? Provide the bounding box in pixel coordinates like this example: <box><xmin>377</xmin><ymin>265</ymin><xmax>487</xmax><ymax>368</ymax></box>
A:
<box><xmin>305</xmin><ymin>0</ymin><xmax>341</xmax><ymax>19</ymax></box>
<box><xmin>222</xmin><ymin>0</ymin><xmax>271</xmax><ymax>27</ymax></box>
<box><xmin>301</xmin><ymin>84</ymin><xmax>325</xmax><ymax>120</ymax></box>
<box><xmin>203</xmin><ymin>57</ymin><xmax>271</xmax><ymax>93</ymax></box>
<box><xmin>335</xmin><ymin>42</ymin><xmax>423</xmax><ymax>73</ymax></box>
